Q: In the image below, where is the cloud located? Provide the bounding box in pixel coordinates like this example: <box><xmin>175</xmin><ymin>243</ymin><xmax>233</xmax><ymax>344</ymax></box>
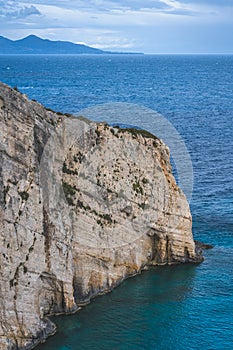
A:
<box><xmin>4</xmin><ymin>0</ymin><xmax>183</xmax><ymax>14</ymax></box>
<box><xmin>36</xmin><ymin>0</ymin><xmax>201</xmax><ymax>17</ymax></box>
<box><xmin>165</xmin><ymin>8</ymin><xmax>197</xmax><ymax>16</ymax></box>
<box><xmin>0</xmin><ymin>0</ymin><xmax>233</xmax><ymax>53</ymax></box>
<box><xmin>2</xmin><ymin>0</ymin><xmax>232</xmax><ymax>19</ymax></box>
<box><xmin>0</xmin><ymin>0</ymin><xmax>203</xmax><ymax>26</ymax></box>
<box><xmin>86</xmin><ymin>35</ymin><xmax>136</xmax><ymax>50</ymax></box>
<box><xmin>180</xmin><ymin>0</ymin><xmax>233</xmax><ymax>6</ymax></box>
<box><xmin>19</xmin><ymin>5</ymin><xmax>41</xmax><ymax>17</ymax></box>
<box><xmin>13</xmin><ymin>5</ymin><xmax>41</xmax><ymax>18</ymax></box>
<box><xmin>101</xmin><ymin>0</ymin><xmax>171</xmax><ymax>11</ymax></box>
<box><xmin>0</xmin><ymin>1</ymin><xmax>41</xmax><ymax>19</ymax></box>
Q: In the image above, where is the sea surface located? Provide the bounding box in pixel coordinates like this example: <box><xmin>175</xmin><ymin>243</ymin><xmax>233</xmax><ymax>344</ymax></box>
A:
<box><xmin>1</xmin><ymin>55</ymin><xmax>233</xmax><ymax>350</ymax></box>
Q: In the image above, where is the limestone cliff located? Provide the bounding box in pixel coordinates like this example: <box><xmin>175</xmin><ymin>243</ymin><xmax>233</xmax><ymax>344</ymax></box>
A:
<box><xmin>0</xmin><ymin>82</ymin><xmax>202</xmax><ymax>350</ymax></box>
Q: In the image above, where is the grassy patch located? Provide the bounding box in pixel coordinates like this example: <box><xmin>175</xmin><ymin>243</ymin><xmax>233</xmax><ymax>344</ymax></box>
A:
<box><xmin>76</xmin><ymin>115</ymin><xmax>92</xmax><ymax>124</ymax></box>
<box><xmin>119</xmin><ymin>127</ymin><xmax>159</xmax><ymax>141</ymax></box>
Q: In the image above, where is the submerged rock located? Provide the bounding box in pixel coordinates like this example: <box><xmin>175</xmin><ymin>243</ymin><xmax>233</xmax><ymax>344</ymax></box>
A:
<box><xmin>195</xmin><ymin>240</ymin><xmax>214</xmax><ymax>251</ymax></box>
<box><xmin>0</xmin><ymin>82</ymin><xmax>202</xmax><ymax>350</ymax></box>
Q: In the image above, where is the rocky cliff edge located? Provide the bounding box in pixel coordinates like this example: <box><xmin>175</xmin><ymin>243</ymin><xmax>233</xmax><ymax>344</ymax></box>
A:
<box><xmin>0</xmin><ymin>82</ymin><xmax>202</xmax><ymax>350</ymax></box>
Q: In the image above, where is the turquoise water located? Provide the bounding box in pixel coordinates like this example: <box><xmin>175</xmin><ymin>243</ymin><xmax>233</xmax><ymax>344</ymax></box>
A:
<box><xmin>36</xmin><ymin>248</ymin><xmax>233</xmax><ymax>350</ymax></box>
<box><xmin>1</xmin><ymin>55</ymin><xmax>233</xmax><ymax>349</ymax></box>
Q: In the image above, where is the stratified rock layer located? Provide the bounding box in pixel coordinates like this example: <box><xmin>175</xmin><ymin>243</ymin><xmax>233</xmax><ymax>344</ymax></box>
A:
<box><xmin>0</xmin><ymin>82</ymin><xmax>201</xmax><ymax>350</ymax></box>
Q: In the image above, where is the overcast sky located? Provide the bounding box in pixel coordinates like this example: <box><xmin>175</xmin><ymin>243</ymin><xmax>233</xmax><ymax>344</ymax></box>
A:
<box><xmin>1</xmin><ymin>0</ymin><xmax>233</xmax><ymax>53</ymax></box>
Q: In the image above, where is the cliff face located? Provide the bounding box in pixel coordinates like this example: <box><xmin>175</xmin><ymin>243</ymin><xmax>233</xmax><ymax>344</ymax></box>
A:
<box><xmin>0</xmin><ymin>82</ymin><xmax>201</xmax><ymax>350</ymax></box>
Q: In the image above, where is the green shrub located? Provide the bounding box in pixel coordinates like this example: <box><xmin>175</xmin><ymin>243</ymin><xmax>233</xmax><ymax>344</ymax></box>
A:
<box><xmin>133</xmin><ymin>182</ymin><xmax>143</xmax><ymax>195</ymax></box>
<box><xmin>142</xmin><ymin>177</ymin><xmax>148</xmax><ymax>184</ymax></box>
<box><xmin>62</xmin><ymin>181</ymin><xmax>76</xmax><ymax>196</ymax></box>
<box><xmin>95</xmin><ymin>128</ymin><xmax>101</xmax><ymax>137</ymax></box>
<box><xmin>102</xmin><ymin>213</ymin><xmax>112</xmax><ymax>223</ymax></box>
<box><xmin>62</xmin><ymin>181</ymin><xmax>77</xmax><ymax>206</ymax></box>
<box><xmin>62</xmin><ymin>162</ymin><xmax>78</xmax><ymax>175</ymax></box>
<box><xmin>19</xmin><ymin>191</ymin><xmax>29</xmax><ymax>201</ymax></box>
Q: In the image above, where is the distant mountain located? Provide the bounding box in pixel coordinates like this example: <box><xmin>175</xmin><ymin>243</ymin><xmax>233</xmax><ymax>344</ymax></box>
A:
<box><xmin>0</xmin><ymin>35</ymin><xmax>106</xmax><ymax>54</ymax></box>
<box><xmin>0</xmin><ymin>35</ymin><xmax>143</xmax><ymax>55</ymax></box>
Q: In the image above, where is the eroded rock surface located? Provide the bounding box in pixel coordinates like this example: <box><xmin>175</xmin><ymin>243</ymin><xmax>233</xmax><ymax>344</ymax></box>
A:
<box><xmin>0</xmin><ymin>82</ymin><xmax>202</xmax><ymax>350</ymax></box>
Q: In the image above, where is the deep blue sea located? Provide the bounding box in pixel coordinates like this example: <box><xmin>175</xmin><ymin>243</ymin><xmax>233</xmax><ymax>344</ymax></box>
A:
<box><xmin>1</xmin><ymin>55</ymin><xmax>233</xmax><ymax>350</ymax></box>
